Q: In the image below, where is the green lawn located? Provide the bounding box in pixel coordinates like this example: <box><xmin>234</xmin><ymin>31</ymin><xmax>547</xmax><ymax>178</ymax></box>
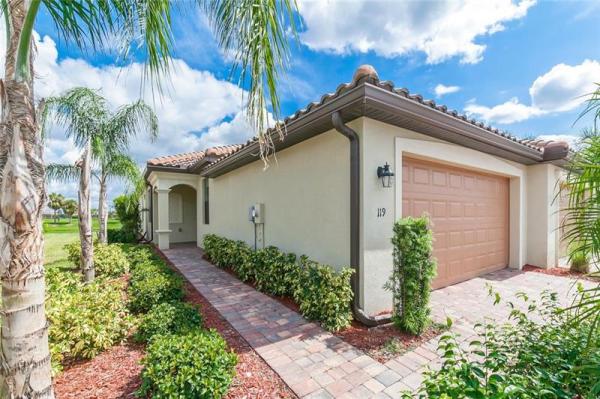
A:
<box><xmin>43</xmin><ymin>218</ymin><xmax>121</xmax><ymax>264</ymax></box>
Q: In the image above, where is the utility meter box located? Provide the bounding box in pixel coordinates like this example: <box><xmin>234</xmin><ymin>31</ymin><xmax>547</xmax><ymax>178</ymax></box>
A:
<box><xmin>249</xmin><ymin>203</ymin><xmax>265</xmax><ymax>224</ymax></box>
<box><xmin>253</xmin><ymin>203</ymin><xmax>265</xmax><ymax>224</ymax></box>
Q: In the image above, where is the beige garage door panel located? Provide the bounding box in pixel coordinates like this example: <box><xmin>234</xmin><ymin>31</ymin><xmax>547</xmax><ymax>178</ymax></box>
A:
<box><xmin>402</xmin><ymin>158</ymin><xmax>509</xmax><ymax>289</ymax></box>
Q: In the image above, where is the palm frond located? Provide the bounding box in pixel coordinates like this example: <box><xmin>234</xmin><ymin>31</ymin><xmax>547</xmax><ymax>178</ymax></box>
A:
<box><xmin>105</xmin><ymin>154</ymin><xmax>140</xmax><ymax>186</ymax></box>
<box><xmin>45</xmin><ymin>87</ymin><xmax>108</xmax><ymax>147</ymax></box>
<box><xmin>39</xmin><ymin>0</ymin><xmax>175</xmax><ymax>89</ymax></box>
<box><xmin>201</xmin><ymin>0</ymin><xmax>299</xmax><ymax>158</ymax></box>
<box><xmin>46</xmin><ymin>163</ymin><xmax>80</xmax><ymax>183</ymax></box>
<box><xmin>104</xmin><ymin>99</ymin><xmax>159</xmax><ymax>153</ymax></box>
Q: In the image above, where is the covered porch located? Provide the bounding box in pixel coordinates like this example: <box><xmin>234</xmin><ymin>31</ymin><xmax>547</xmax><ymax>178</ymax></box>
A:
<box><xmin>141</xmin><ymin>171</ymin><xmax>202</xmax><ymax>250</ymax></box>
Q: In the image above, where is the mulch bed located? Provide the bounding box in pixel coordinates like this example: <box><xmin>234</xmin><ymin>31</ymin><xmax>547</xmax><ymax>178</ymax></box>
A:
<box><xmin>54</xmin><ymin>343</ymin><xmax>144</xmax><ymax>399</ymax></box>
<box><xmin>523</xmin><ymin>264</ymin><xmax>600</xmax><ymax>282</ymax></box>
<box><xmin>335</xmin><ymin>321</ymin><xmax>445</xmax><ymax>363</ymax></box>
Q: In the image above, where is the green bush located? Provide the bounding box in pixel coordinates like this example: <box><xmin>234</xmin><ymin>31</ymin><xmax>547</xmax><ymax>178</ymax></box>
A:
<box><xmin>203</xmin><ymin>234</ymin><xmax>355</xmax><ymax>332</ymax></box>
<box><xmin>47</xmin><ymin>273</ymin><xmax>133</xmax><ymax>373</ymax></box>
<box><xmin>415</xmin><ymin>290</ymin><xmax>600</xmax><ymax>398</ymax></box>
<box><xmin>294</xmin><ymin>256</ymin><xmax>354</xmax><ymax>332</ymax></box>
<box><xmin>253</xmin><ymin>246</ymin><xmax>300</xmax><ymax>296</ymax></box>
<box><xmin>125</xmin><ymin>244</ymin><xmax>161</xmax><ymax>267</ymax></box>
<box><xmin>113</xmin><ymin>193</ymin><xmax>140</xmax><ymax>240</ymax></box>
<box><xmin>385</xmin><ymin>216</ymin><xmax>436</xmax><ymax>335</ymax></box>
<box><xmin>137</xmin><ymin>330</ymin><xmax>237</xmax><ymax>399</ymax></box>
<box><xmin>107</xmin><ymin>228</ymin><xmax>137</xmax><ymax>243</ymax></box>
<box><xmin>63</xmin><ymin>242</ymin><xmax>130</xmax><ymax>277</ymax></box>
<box><xmin>127</xmin><ymin>262</ymin><xmax>184</xmax><ymax>313</ymax></box>
<box><xmin>569</xmin><ymin>243</ymin><xmax>590</xmax><ymax>273</ymax></box>
<box><xmin>135</xmin><ymin>302</ymin><xmax>203</xmax><ymax>343</ymax></box>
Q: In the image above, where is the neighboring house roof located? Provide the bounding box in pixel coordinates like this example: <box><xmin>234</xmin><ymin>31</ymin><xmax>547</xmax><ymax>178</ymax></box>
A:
<box><xmin>146</xmin><ymin>65</ymin><xmax>570</xmax><ymax>179</ymax></box>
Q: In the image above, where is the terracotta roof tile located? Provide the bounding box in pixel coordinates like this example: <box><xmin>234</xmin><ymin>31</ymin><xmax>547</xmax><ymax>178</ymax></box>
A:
<box><xmin>147</xmin><ymin>144</ymin><xmax>241</xmax><ymax>169</ymax></box>
<box><xmin>205</xmin><ymin>65</ymin><xmax>570</xmax><ymax>170</ymax></box>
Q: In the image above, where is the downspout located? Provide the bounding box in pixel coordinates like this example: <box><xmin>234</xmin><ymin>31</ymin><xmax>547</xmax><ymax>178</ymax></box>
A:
<box><xmin>332</xmin><ymin>111</ymin><xmax>391</xmax><ymax>327</ymax></box>
<box><xmin>147</xmin><ymin>183</ymin><xmax>154</xmax><ymax>243</ymax></box>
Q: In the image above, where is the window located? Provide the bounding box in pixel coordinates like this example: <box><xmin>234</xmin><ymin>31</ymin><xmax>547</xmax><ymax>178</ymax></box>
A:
<box><xmin>169</xmin><ymin>192</ymin><xmax>183</xmax><ymax>224</ymax></box>
<box><xmin>203</xmin><ymin>179</ymin><xmax>209</xmax><ymax>224</ymax></box>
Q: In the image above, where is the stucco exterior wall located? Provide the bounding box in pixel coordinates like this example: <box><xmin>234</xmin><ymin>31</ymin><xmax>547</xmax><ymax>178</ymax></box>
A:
<box><xmin>198</xmin><ymin>122</ymin><xmax>357</xmax><ymax>269</ymax></box>
<box><xmin>358</xmin><ymin>117</ymin><xmax>560</xmax><ymax>315</ymax></box>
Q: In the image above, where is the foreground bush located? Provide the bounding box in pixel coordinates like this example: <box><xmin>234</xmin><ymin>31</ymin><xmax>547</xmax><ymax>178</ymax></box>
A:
<box><xmin>137</xmin><ymin>330</ymin><xmax>237</xmax><ymax>398</ymax></box>
<box><xmin>64</xmin><ymin>241</ymin><xmax>130</xmax><ymax>277</ymax></box>
<box><xmin>415</xmin><ymin>290</ymin><xmax>600</xmax><ymax>398</ymax></box>
<box><xmin>294</xmin><ymin>256</ymin><xmax>354</xmax><ymax>332</ymax></box>
<box><xmin>128</xmin><ymin>269</ymin><xmax>184</xmax><ymax>313</ymax></box>
<box><xmin>47</xmin><ymin>272</ymin><xmax>132</xmax><ymax>373</ymax></box>
<box><xmin>203</xmin><ymin>234</ymin><xmax>354</xmax><ymax>331</ymax></box>
<box><xmin>385</xmin><ymin>216</ymin><xmax>436</xmax><ymax>335</ymax></box>
<box><xmin>135</xmin><ymin>302</ymin><xmax>203</xmax><ymax>343</ymax></box>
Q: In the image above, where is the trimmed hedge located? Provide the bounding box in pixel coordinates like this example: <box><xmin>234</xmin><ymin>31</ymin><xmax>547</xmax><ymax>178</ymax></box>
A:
<box><xmin>203</xmin><ymin>234</ymin><xmax>354</xmax><ymax>332</ymax></box>
<box><xmin>107</xmin><ymin>228</ymin><xmax>137</xmax><ymax>243</ymax></box>
<box><xmin>385</xmin><ymin>216</ymin><xmax>436</xmax><ymax>335</ymax></box>
<box><xmin>135</xmin><ymin>302</ymin><xmax>203</xmax><ymax>343</ymax></box>
<box><xmin>64</xmin><ymin>241</ymin><xmax>130</xmax><ymax>277</ymax></box>
<box><xmin>137</xmin><ymin>330</ymin><xmax>237</xmax><ymax>399</ymax></box>
<box><xmin>128</xmin><ymin>263</ymin><xmax>184</xmax><ymax>313</ymax></box>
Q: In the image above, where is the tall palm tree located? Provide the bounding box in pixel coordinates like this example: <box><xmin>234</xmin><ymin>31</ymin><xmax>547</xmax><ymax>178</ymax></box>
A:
<box><xmin>0</xmin><ymin>2</ymin><xmax>296</xmax><ymax>395</ymax></box>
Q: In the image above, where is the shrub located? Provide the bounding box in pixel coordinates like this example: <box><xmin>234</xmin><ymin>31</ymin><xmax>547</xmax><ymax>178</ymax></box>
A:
<box><xmin>135</xmin><ymin>302</ymin><xmax>203</xmax><ymax>343</ymax></box>
<box><xmin>126</xmin><ymin>244</ymin><xmax>160</xmax><ymax>267</ymax></box>
<box><xmin>63</xmin><ymin>242</ymin><xmax>130</xmax><ymax>277</ymax></box>
<box><xmin>415</xmin><ymin>290</ymin><xmax>600</xmax><ymax>398</ymax></box>
<box><xmin>113</xmin><ymin>193</ymin><xmax>140</xmax><ymax>240</ymax></box>
<box><xmin>569</xmin><ymin>243</ymin><xmax>590</xmax><ymax>273</ymax></box>
<box><xmin>137</xmin><ymin>330</ymin><xmax>237</xmax><ymax>399</ymax></box>
<box><xmin>128</xmin><ymin>265</ymin><xmax>184</xmax><ymax>313</ymax></box>
<box><xmin>294</xmin><ymin>256</ymin><xmax>354</xmax><ymax>332</ymax></box>
<box><xmin>385</xmin><ymin>216</ymin><xmax>436</xmax><ymax>335</ymax></box>
<box><xmin>107</xmin><ymin>228</ymin><xmax>137</xmax><ymax>243</ymax></box>
<box><xmin>253</xmin><ymin>246</ymin><xmax>300</xmax><ymax>296</ymax></box>
<box><xmin>47</xmin><ymin>275</ymin><xmax>133</xmax><ymax>373</ymax></box>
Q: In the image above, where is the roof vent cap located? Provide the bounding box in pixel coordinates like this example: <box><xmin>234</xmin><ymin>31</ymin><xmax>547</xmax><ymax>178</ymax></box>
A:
<box><xmin>352</xmin><ymin>64</ymin><xmax>379</xmax><ymax>83</ymax></box>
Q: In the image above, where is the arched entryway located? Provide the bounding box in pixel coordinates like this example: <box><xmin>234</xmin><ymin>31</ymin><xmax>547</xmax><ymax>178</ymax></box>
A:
<box><xmin>167</xmin><ymin>184</ymin><xmax>197</xmax><ymax>245</ymax></box>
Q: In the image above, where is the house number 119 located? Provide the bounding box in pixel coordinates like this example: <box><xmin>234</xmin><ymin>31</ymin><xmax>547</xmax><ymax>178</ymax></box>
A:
<box><xmin>377</xmin><ymin>208</ymin><xmax>386</xmax><ymax>217</ymax></box>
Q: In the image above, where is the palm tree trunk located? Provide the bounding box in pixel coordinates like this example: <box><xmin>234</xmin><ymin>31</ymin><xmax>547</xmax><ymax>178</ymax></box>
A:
<box><xmin>78</xmin><ymin>143</ymin><xmax>94</xmax><ymax>282</ymax></box>
<box><xmin>0</xmin><ymin>2</ymin><xmax>54</xmax><ymax>397</ymax></box>
<box><xmin>98</xmin><ymin>175</ymin><xmax>108</xmax><ymax>244</ymax></box>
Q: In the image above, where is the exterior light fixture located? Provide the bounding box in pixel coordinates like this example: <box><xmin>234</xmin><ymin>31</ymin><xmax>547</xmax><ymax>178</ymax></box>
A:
<box><xmin>377</xmin><ymin>162</ymin><xmax>395</xmax><ymax>188</ymax></box>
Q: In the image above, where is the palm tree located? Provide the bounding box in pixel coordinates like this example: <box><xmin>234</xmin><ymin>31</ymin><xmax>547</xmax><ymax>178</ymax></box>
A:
<box><xmin>0</xmin><ymin>1</ymin><xmax>296</xmax><ymax>396</ymax></box>
<box><xmin>47</xmin><ymin>192</ymin><xmax>65</xmax><ymax>223</ymax></box>
<box><xmin>95</xmin><ymin>152</ymin><xmax>141</xmax><ymax>243</ymax></box>
<box><xmin>61</xmin><ymin>199</ymin><xmax>78</xmax><ymax>223</ymax></box>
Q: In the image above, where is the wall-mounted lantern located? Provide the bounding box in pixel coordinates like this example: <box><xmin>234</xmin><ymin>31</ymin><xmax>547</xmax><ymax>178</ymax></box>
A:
<box><xmin>377</xmin><ymin>162</ymin><xmax>395</xmax><ymax>188</ymax></box>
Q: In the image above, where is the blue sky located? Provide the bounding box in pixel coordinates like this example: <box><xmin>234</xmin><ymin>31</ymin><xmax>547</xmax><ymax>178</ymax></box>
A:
<box><xmin>20</xmin><ymin>0</ymin><xmax>600</xmax><ymax>203</ymax></box>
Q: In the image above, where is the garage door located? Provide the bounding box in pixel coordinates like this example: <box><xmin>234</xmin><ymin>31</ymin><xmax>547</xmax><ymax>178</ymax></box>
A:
<box><xmin>402</xmin><ymin>157</ymin><xmax>509</xmax><ymax>289</ymax></box>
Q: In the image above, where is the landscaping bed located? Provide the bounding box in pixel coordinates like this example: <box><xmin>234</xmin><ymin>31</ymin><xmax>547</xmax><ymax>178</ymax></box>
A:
<box><xmin>523</xmin><ymin>264</ymin><xmax>600</xmax><ymax>282</ymax></box>
<box><xmin>335</xmin><ymin>321</ymin><xmax>446</xmax><ymax>363</ymax></box>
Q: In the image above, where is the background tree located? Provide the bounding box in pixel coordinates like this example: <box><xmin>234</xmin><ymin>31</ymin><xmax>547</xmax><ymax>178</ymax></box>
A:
<box><xmin>0</xmin><ymin>1</ymin><xmax>297</xmax><ymax>396</ymax></box>
<box><xmin>61</xmin><ymin>199</ymin><xmax>78</xmax><ymax>223</ymax></box>
<box><xmin>96</xmin><ymin>153</ymin><xmax>142</xmax><ymax>243</ymax></box>
<box><xmin>48</xmin><ymin>192</ymin><xmax>65</xmax><ymax>223</ymax></box>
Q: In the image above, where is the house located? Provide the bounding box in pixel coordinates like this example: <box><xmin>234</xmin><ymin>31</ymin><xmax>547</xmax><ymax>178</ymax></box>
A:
<box><xmin>141</xmin><ymin>65</ymin><xmax>570</xmax><ymax>319</ymax></box>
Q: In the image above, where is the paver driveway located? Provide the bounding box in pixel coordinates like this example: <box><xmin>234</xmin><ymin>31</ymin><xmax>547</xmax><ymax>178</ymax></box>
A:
<box><xmin>163</xmin><ymin>245</ymin><xmax>592</xmax><ymax>398</ymax></box>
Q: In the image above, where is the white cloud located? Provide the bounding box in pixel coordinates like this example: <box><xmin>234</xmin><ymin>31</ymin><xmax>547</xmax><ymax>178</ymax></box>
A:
<box><xmin>297</xmin><ymin>0</ymin><xmax>535</xmax><ymax>64</ymax></box>
<box><xmin>465</xmin><ymin>59</ymin><xmax>600</xmax><ymax>124</ymax></box>
<box><xmin>465</xmin><ymin>97</ymin><xmax>544</xmax><ymax>124</ymax></box>
<box><xmin>0</xmin><ymin>28</ymin><xmax>255</xmax><ymax>204</ymax></box>
<box><xmin>434</xmin><ymin>84</ymin><xmax>460</xmax><ymax>97</ymax></box>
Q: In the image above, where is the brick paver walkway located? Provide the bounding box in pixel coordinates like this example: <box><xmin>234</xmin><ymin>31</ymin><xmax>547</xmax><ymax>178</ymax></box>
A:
<box><xmin>163</xmin><ymin>245</ymin><xmax>591</xmax><ymax>398</ymax></box>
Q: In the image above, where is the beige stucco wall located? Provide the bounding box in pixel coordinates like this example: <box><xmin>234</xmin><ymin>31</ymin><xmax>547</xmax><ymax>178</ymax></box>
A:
<box><xmin>358</xmin><ymin>117</ymin><xmax>560</xmax><ymax>315</ymax></box>
<box><xmin>198</xmin><ymin>122</ymin><xmax>356</xmax><ymax>269</ymax></box>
